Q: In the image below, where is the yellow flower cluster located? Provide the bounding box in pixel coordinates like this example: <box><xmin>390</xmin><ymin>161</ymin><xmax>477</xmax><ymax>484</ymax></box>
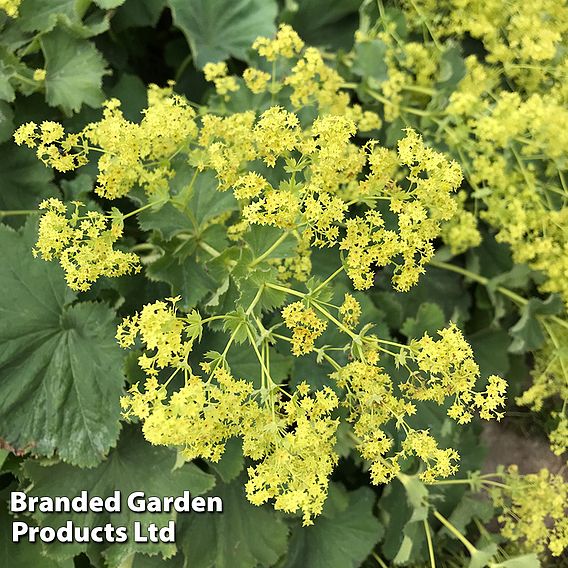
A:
<box><xmin>203</xmin><ymin>61</ymin><xmax>239</xmax><ymax>98</ymax></box>
<box><xmin>116</xmin><ymin>297</ymin><xmax>191</xmax><ymax>375</ymax></box>
<box><xmin>0</xmin><ymin>0</ymin><xmax>20</xmax><ymax>17</ymax></box>
<box><xmin>118</xmin><ymin>299</ymin><xmax>342</xmax><ymax>525</ymax></box>
<box><xmin>357</xmin><ymin>33</ymin><xmax>440</xmax><ymax>122</ymax></box>
<box><xmin>334</xmin><ymin>360</ymin><xmax>459</xmax><ymax>484</ymax></box>
<box><xmin>339</xmin><ymin>293</ymin><xmax>361</xmax><ymax>329</ymax></box>
<box><xmin>244</xmin><ymin>386</ymin><xmax>339</xmax><ymax>525</ymax></box>
<box><xmin>252</xmin><ymin>24</ymin><xmax>304</xmax><ymax>61</ymax></box>
<box><xmin>242</xmin><ymin>67</ymin><xmax>271</xmax><ymax>94</ymax></box>
<box><xmin>33</xmin><ymin>198</ymin><xmax>140</xmax><ymax>291</ymax></box>
<box><xmin>445</xmin><ymin>88</ymin><xmax>568</xmax><ymax>304</ymax></box>
<box><xmin>282</xmin><ymin>301</ymin><xmax>327</xmax><ymax>356</ymax></box>
<box><xmin>490</xmin><ymin>465</ymin><xmax>568</xmax><ymax>557</ymax></box>
<box><xmin>340</xmin><ymin>130</ymin><xmax>462</xmax><ymax>291</ymax></box>
<box><xmin>14</xmin><ymin>121</ymin><xmax>89</xmax><ymax>172</ymax></box>
<box><xmin>408</xmin><ymin>323</ymin><xmax>506</xmax><ymax>423</ymax></box>
<box><xmin>122</xmin><ymin>369</ymin><xmax>256</xmax><ymax>462</ymax></box>
<box><xmin>403</xmin><ymin>0</ymin><xmax>568</xmax><ymax>89</ymax></box>
<box><xmin>15</xmin><ymin>84</ymin><xmax>198</xmax><ymax>199</ymax></box>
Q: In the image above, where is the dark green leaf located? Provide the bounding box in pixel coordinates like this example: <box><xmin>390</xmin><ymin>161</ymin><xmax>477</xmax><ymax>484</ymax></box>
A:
<box><xmin>401</xmin><ymin>302</ymin><xmax>445</xmax><ymax>338</ymax></box>
<box><xmin>180</xmin><ymin>473</ymin><xmax>288</xmax><ymax>568</ymax></box>
<box><xmin>284</xmin><ymin>485</ymin><xmax>381</xmax><ymax>568</ymax></box>
<box><xmin>22</xmin><ymin>424</ymin><xmax>215</xmax><ymax>564</ymax></box>
<box><xmin>0</xmin><ymin>142</ymin><xmax>57</xmax><ymax>226</ymax></box>
<box><xmin>168</xmin><ymin>0</ymin><xmax>278</xmax><ymax>67</ymax></box>
<box><xmin>147</xmin><ymin>252</ymin><xmax>217</xmax><ymax>309</ymax></box>
<box><xmin>509</xmin><ymin>295</ymin><xmax>563</xmax><ymax>353</ymax></box>
<box><xmin>0</xmin><ymin>220</ymin><xmax>124</xmax><ymax>466</ymax></box>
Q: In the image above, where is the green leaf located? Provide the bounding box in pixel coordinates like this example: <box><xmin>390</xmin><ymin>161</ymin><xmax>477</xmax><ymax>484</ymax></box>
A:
<box><xmin>0</xmin><ymin>57</ymin><xmax>15</xmax><ymax>102</ymax></box>
<box><xmin>469</xmin><ymin>544</ymin><xmax>498</xmax><ymax>568</ymax></box>
<box><xmin>351</xmin><ymin>39</ymin><xmax>388</xmax><ymax>82</ymax></box>
<box><xmin>443</xmin><ymin>495</ymin><xmax>494</xmax><ymax>538</ymax></box>
<box><xmin>168</xmin><ymin>0</ymin><xmax>278</xmax><ymax>68</ymax></box>
<box><xmin>22</xmin><ymin>424</ymin><xmax>215</xmax><ymax>564</ymax></box>
<box><xmin>509</xmin><ymin>295</ymin><xmax>563</xmax><ymax>353</ymax></box>
<box><xmin>210</xmin><ymin>438</ymin><xmax>244</xmax><ymax>483</ymax></box>
<box><xmin>147</xmin><ymin>252</ymin><xmax>217</xmax><ymax>309</ymax></box>
<box><xmin>112</xmin><ymin>0</ymin><xmax>166</xmax><ymax>31</ymax></box>
<box><xmin>0</xmin><ymin>488</ymin><xmax>73</xmax><ymax>568</ymax></box>
<box><xmin>41</xmin><ymin>26</ymin><xmax>107</xmax><ymax>114</ymax></box>
<box><xmin>284</xmin><ymin>0</ymin><xmax>362</xmax><ymax>51</ymax></box>
<box><xmin>468</xmin><ymin>328</ymin><xmax>511</xmax><ymax>377</ymax></box>
<box><xmin>284</xmin><ymin>485</ymin><xmax>381</xmax><ymax>568</ymax></box>
<box><xmin>436</xmin><ymin>46</ymin><xmax>466</xmax><ymax>92</ymax></box>
<box><xmin>401</xmin><ymin>302</ymin><xmax>445</xmax><ymax>338</ymax></box>
<box><xmin>180</xmin><ymin>473</ymin><xmax>288</xmax><ymax>568</ymax></box>
<box><xmin>138</xmin><ymin>202</ymin><xmax>193</xmax><ymax>241</ymax></box>
<box><xmin>379</xmin><ymin>475</ymin><xmax>429</xmax><ymax>563</ymax></box>
<box><xmin>0</xmin><ymin>101</ymin><xmax>14</xmax><ymax>142</ymax></box>
<box><xmin>495</xmin><ymin>554</ymin><xmax>541</xmax><ymax>567</ymax></box>
<box><xmin>0</xmin><ymin>220</ymin><xmax>124</xmax><ymax>466</ymax></box>
<box><xmin>93</xmin><ymin>0</ymin><xmax>125</xmax><ymax>7</ymax></box>
<box><xmin>174</xmin><ymin>168</ymin><xmax>238</xmax><ymax>229</ymax></box>
<box><xmin>0</xmin><ymin>142</ymin><xmax>57</xmax><ymax>225</ymax></box>
<box><xmin>18</xmin><ymin>0</ymin><xmax>81</xmax><ymax>33</ymax></box>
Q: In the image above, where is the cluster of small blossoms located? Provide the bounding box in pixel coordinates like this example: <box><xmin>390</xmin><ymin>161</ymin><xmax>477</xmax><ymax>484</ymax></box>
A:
<box><xmin>402</xmin><ymin>0</ymin><xmax>568</xmax><ymax>89</ymax></box>
<box><xmin>281</xmin><ymin>301</ymin><xmax>327</xmax><ymax>356</ymax></box>
<box><xmin>116</xmin><ymin>297</ymin><xmax>192</xmax><ymax>375</ymax></box>
<box><xmin>0</xmin><ymin>0</ymin><xmax>20</xmax><ymax>17</ymax></box>
<box><xmin>489</xmin><ymin>465</ymin><xmax>568</xmax><ymax>557</ymax></box>
<box><xmin>244</xmin><ymin>384</ymin><xmax>339</xmax><ymax>525</ymax></box>
<box><xmin>117</xmin><ymin>299</ymin><xmax>340</xmax><ymax>525</ymax></box>
<box><xmin>203</xmin><ymin>62</ymin><xmax>239</xmax><ymax>99</ymax></box>
<box><xmin>339</xmin><ymin>293</ymin><xmax>361</xmax><ymax>329</ymax></box>
<box><xmin>333</xmin><ymin>360</ymin><xmax>459</xmax><ymax>484</ymax></box>
<box><xmin>122</xmin><ymin>369</ymin><xmax>256</xmax><ymax>462</ymax></box>
<box><xmin>406</xmin><ymin>323</ymin><xmax>507</xmax><ymax>423</ymax></box>
<box><xmin>33</xmin><ymin>198</ymin><xmax>139</xmax><ymax>291</ymax></box>
<box><xmin>14</xmin><ymin>83</ymin><xmax>198</xmax><ymax>199</ymax></box>
<box><xmin>14</xmin><ymin>121</ymin><xmax>89</xmax><ymax>172</ymax></box>
<box><xmin>354</xmin><ymin>31</ymin><xmax>441</xmax><ymax>122</ymax></box>
<box><xmin>340</xmin><ymin>130</ymin><xmax>462</xmax><ymax>291</ymax></box>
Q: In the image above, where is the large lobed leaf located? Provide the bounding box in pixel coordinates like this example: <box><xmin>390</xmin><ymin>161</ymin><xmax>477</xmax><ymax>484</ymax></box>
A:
<box><xmin>168</xmin><ymin>0</ymin><xmax>278</xmax><ymax>67</ymax></box>
<box><xmin>0</xmin><ymin>220</ymin><xmax>124</xmax><ymax>466</ymax></box>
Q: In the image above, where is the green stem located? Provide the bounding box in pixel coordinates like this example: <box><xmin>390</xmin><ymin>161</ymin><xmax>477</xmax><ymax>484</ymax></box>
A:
<box><xmin>175</xmin><ymin>53</ymin><xmax>193</xmax><ymax>82</ymax></box>
<box><xmin>199</xmin><ymin>241</ymin><xmax>221</xmax><ymax>258</ymax></box>
<box><xmin>122</xmin><ymin>198</ymin><xmax>168</xmax><ymax>220</ymax></box>
<box><xmin>0</xmin><ymin>210</ymin><xmax>40</xmax><ymax>217</ymax></box>
<box><xmin>246</xmin><ymin>285</ymin><xmax>264</xmax><ymax>315</ymax></box>
<box><xmin>312</xmin><ymin>301</ymin><xmax>359</xmax><ymax>340</ymax></box>
<box><xmin>265</xmin><ymin>282</ymin><xmax>305</xmax><ymax>299</ymax></box>
<box><xmin>250</xmin><ymin>231</ymin><xmax>289</xmax><ymax>267</ymax></box>
<box><xmin>432</xmin><ymin>510</ymin><xmax>478</xmax><ymax>557</ymax></box>
<box><xmin>429</xmin><ymin>259</ymin><xmax>568</xmax><ymax>330</ymax></box>
<box><xmin>311</xmin><ymin>266</ymin><xmax>344</xmax><ymax>295</ymax></box>
<box><xmin>365</xmin><ymin>88</ymin><xmax>444</xmax><ymax>118</ymax></box>
<box><xmin>424</xmin><ymin>519</ymin><xmax>436</xmax><ymax>568</ymax></box>
<box><xmin>372</xmin><ymin>552</ymin><xmax>389</xmax><ymax>568</ymax></box>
